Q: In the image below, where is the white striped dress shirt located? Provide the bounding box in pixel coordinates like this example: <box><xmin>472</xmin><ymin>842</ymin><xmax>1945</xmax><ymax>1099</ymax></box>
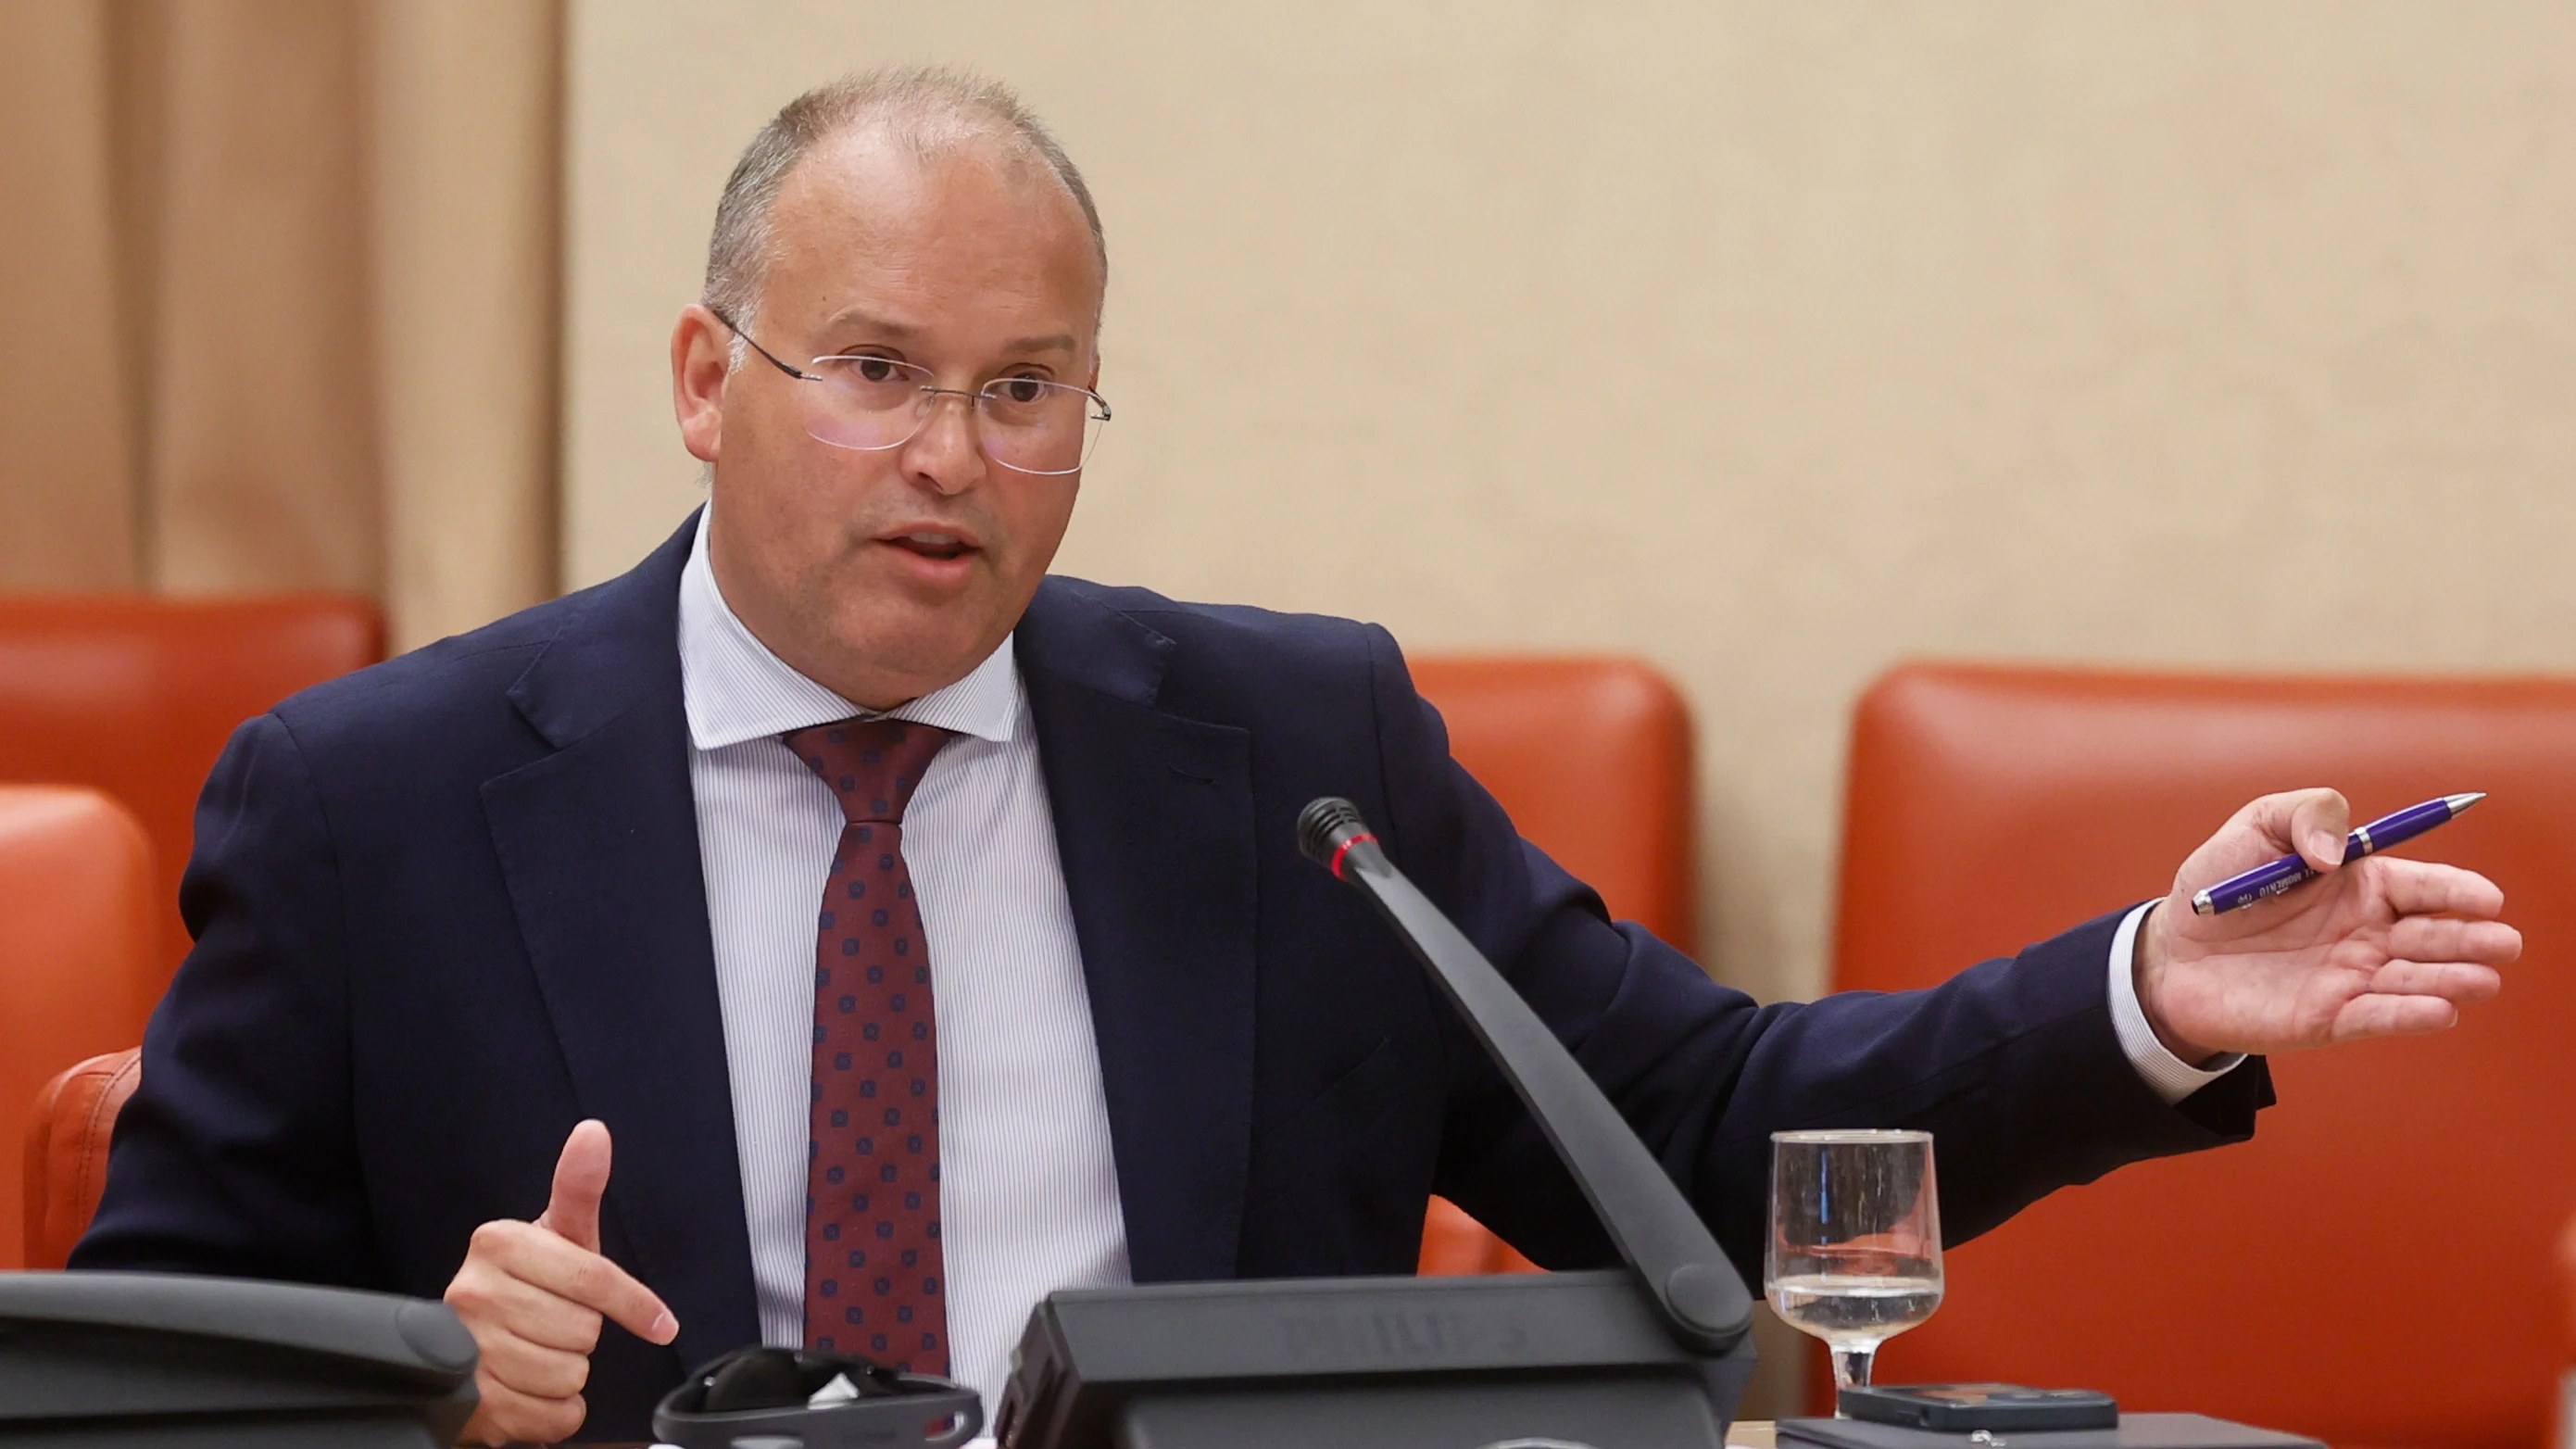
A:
<box><xmin>676</xmin><ymin>510</ymin><xmax>1130</xmax><ymax>1418</ymax></box>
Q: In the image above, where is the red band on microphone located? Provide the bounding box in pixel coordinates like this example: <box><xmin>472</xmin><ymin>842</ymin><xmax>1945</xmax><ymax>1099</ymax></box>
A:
<box><xmin>1327</xmin><ymin>833</ymin><xmax>1377</xmax><ymax>880</ymax></box>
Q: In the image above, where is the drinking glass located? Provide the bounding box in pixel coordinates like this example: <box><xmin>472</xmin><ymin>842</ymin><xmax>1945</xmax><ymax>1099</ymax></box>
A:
<box><xmin>1766</xmin><ymin>1129</ymin><xmax>1943</xmax><ymax>1396</ymax></box>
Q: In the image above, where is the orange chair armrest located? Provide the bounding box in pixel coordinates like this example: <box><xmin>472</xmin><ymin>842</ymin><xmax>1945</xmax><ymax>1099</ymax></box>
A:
<box><xmin>24</xmin><ymin>1048</ymin><xmax>140</xmax><ymax>1270</ymax></box>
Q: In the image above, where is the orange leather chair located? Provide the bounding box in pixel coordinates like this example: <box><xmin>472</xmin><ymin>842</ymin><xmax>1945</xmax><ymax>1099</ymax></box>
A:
<box><xmin>0</xmin><ymin>787</ymin><xmax>156</xmax><ymax>1269</ymax></box>
<box><xmin>24</xmin><ymin>1049</ymin><xmax>140</xmax><ymax>1270</ymax></box>
<box><xmin>0</xmin><ymin>594</ymin><xmax>383</xmax><ymax>974</ymax></box>
<box><xmin>1407</xmin><ymin>656</ymin><xmax>1698</xmax><ymax>1276</ymax></box>
<box><xmin>1822</xmin><ymin>662</ymin><xmax>2576</xmax><ymax>1448</ymax></box>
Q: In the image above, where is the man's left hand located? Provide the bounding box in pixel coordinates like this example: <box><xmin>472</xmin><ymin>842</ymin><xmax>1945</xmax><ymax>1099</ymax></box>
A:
<box><xmin>2137</xmin><ymin>788</ymin><xmax>2522</xmax><ymax>1064</ymax></box>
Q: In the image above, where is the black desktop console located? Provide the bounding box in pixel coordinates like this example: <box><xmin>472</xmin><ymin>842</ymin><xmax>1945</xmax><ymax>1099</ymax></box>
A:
<box><xmin>0</xmin><ymin>1271</ymin><xmax>477</xmax><ymax>1446</ymax></box>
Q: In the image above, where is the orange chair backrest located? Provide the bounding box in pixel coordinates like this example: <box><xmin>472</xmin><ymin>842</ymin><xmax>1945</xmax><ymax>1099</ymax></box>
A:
<box><xmin>1408</xmin><ymin>656</ymin><xmax>1697</xmax><ymax>1276</ymax></box>
<box><xmin>0</xmin><ymin>594</ymin><xmax>383</xmax><ymax>973</ymax></box>
<box><xmin>23</xmin><ymin>1049</ymin><xmax>141</xmax><ymax>1270</ymax></box>
<box><xmin>1410</xmin><ymin>656</ymin><xmax>1697</xmax><ymax>954</ymax></box>
<box><xmin>0</xmin><ymin>788</ymin><xmax>155</xmax><ymax>1269</ymax></box>
<box><xmin>1828</xmin><ymin>662</ymin><xmax>2576</xmax><ymax>1449</ymax></box>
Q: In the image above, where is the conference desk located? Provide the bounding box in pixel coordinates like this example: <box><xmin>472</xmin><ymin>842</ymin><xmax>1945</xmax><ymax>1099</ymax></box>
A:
<box><xmin>588</xmin><ymin>1422</ymin><xmax>1785</xmax><ymax>1447</ymax></box>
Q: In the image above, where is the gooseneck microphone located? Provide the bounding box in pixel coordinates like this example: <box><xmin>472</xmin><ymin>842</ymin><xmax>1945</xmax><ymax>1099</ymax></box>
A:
<box><xmin>1295</xmin><ymin>796</ymin><xmax>1753</xmax><ymax>1354</ymax></box>
<box><xmin>989</xmin><ymin>803</ymin><xmax>1757</xmax><ymax>1449</ymax></box>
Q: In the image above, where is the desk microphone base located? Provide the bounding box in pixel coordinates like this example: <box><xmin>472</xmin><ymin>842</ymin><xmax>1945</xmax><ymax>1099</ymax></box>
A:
<box><xmin>1119</xmin><ymin>1373</ymin><xmax>1729</xmax><ymax>1449</ymax></box>
<box><xmin>999</xmin><ymin>1270</ymin><xmax>1756</xmax><ymax>1449</ymax></box>
<box><xmin>0</xmin><ymin>1272</ymin><xmax>478</xmax><ymax>1448</ymax></box>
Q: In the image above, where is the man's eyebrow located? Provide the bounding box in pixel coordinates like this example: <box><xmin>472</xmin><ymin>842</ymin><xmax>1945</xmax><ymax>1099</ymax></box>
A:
<box><xmin>1005</xmin><ymin>334</ymin><xmax>1079</xmax><ymax>356</ymax></box>
<box><xmin>820</xmin><ymin>309</ymin><xmax>919</xmax><ymax>340</ymax></box>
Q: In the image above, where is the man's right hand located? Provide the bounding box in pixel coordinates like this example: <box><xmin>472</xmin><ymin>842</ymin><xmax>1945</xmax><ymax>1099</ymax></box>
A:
<box><xmin>445</xmin><ymin>1120</ymin><xmax>679</xmax><ymax>1445</ymax></box>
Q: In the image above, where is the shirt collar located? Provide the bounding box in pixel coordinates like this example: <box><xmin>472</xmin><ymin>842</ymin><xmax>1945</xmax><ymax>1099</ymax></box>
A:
<box><xmin>677</xmin><ymin>508</ymin><xmax>1024</xmax><ymax>752</ymax></box>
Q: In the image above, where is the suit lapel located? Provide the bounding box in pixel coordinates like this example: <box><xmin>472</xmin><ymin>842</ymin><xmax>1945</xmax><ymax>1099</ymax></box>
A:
<box><xmin>1016</xmin><ymin>581</ymin><xmax>1258</xmax><ymax>1284</ymax></box>
<box><xmin>480</xmin><ymin>516</ymin><xmax>761</xmax><ymax>1368</ymax></box>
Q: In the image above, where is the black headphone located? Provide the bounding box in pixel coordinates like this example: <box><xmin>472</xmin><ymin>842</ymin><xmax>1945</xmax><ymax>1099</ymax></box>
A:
<box><xmin>652</xmin><ymin>1345</ymin><xmax>984</xmax><ymax>1449</ymax></box>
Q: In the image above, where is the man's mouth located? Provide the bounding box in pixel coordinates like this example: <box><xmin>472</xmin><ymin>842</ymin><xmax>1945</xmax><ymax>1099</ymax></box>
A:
<box><xmin>885</xmin><ymin>531</ymin><xmax>974</xmax><ymax>562</ymax></box>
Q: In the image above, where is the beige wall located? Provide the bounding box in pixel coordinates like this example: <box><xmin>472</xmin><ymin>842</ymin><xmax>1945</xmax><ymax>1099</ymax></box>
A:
<box><xmin>564</xmin><ymin>1</ymin><xmax>2576</xmax><ymax>1017</ymax></box>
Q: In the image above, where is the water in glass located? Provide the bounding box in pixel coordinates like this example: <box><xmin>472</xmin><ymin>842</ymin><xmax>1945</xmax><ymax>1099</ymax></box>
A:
<box><xmin>1766</xmin><ymin>1128</ymin><xmax>1942</xmax><ymax>1398</ymax></box>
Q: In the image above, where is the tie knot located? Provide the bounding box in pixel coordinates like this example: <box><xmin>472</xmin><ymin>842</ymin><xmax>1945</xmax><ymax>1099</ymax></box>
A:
<box><xmin>782</xmin><ymin>719</ymin><xmax>955</xmax><ymax>825</ymax></box>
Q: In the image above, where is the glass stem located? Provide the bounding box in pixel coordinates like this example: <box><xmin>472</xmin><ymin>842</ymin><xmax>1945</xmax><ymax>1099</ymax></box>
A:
<box><xmin>1830</xmin><ymin>1342</ymin><xmax>1879</xmax><ymax>1398</ymax></box>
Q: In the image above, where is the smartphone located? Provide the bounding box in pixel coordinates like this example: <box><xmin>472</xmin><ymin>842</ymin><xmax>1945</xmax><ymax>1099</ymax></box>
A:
<box><xmin>1840</xmin><ymin>1383</ymin><xmax>2120</xmax><ymax>1432</ymax></box>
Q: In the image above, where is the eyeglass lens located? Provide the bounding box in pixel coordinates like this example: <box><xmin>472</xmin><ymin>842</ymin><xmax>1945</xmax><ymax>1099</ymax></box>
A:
<box><xmin>798</xmin><ymin>356</ymin><xmax>1106</xmax><ymax>474</ymax></box>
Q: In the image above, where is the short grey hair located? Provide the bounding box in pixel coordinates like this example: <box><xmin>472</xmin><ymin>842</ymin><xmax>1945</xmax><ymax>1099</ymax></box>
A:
<box><xmin>701</xmin><ymin>66</ymin><xmax>1106</xmax><ymax>350</ymax></box>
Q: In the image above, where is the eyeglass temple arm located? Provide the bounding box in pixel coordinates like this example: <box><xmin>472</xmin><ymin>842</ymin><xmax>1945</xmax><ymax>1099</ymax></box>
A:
<box><xmin>703</xmin><ymin>305</ymin><xmax>816</xmax><ymax>383</ymax></box>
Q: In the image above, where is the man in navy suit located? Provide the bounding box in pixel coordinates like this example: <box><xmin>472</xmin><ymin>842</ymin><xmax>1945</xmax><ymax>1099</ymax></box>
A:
<box><xmin>75</xmin><ymin>69</ymin><xmax>2520</xmax><ymax>1443</ymax></box>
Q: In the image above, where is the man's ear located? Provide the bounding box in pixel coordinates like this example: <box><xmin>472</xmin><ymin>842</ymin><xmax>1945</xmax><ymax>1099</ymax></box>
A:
<box><xmin>672</xmin><ymin>305</ymin><xmax>733</xmax><ymax>463</ymax></box>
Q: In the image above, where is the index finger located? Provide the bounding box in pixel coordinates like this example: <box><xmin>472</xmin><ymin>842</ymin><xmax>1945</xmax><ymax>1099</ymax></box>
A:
<box><xmin>503</xmin><ymin>1229</ymin><xmax>678</xmax><ymax>1346</ymax></box>
<box><xmin>2372</xmin><ymin>857</ymin><xmax>2507</xmax><ymax>921</ymax></box>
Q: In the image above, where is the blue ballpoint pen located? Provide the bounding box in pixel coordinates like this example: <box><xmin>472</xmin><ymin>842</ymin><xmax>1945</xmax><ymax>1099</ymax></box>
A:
<box><xmin>2190</xmin><ymin>792</ymin><xmax>2486</xmax><ymax>915</ymax></box>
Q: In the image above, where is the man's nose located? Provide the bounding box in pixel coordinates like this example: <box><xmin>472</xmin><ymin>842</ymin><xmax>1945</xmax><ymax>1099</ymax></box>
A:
<box><xmin>900</xmin><ymin>392</ymin><xmax>986</xmax><ymax>497</ymax></box>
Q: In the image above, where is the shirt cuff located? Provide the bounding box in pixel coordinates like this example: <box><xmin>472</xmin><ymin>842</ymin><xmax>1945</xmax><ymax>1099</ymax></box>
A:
<box><xmin>2108</xmin><ymin>901</ymin><xmax>2247</xmax><ymax>1105</ymax></box>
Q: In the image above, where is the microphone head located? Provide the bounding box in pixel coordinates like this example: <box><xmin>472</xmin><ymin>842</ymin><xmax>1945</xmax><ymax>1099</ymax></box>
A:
<box><xmin>1296</xmin><ymin>797</ymin><xmax>1372</xmax><ymax>868</ymax></box>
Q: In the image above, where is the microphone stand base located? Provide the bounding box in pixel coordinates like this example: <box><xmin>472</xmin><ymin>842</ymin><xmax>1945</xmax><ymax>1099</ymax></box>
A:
<box><xmin>1117</xmin><ymin>1367</ymin><xmax>1749</xmax><ymax>1449</ymax></box>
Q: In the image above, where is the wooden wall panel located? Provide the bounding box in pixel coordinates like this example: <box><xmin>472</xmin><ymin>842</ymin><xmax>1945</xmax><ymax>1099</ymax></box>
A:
<box><xmin>144</xmin><ymin>0</ymin><xmax>382</xmax><ymax>597</ymax></box>
<box><xmin>371</xmin><ymin>0</ymin><xmax>563</xmax><ymax>649</ymax></box>
<box><xmin>0</xmin><ymin>0</ymin><xmax>137</xmax><ymax>588</ymax></box>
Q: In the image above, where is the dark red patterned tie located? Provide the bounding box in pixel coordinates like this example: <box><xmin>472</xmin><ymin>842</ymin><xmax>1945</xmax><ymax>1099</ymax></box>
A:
<box><xmin>784</xmin><ymin>718</ymin><xmax>955</xmax><ymax>1370</ymax></box>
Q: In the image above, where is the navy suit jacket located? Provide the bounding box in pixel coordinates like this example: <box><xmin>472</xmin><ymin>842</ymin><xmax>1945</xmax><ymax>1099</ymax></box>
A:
<box><xmin>76</xmin><ymin>517</ymin><xmax>2269</xmax><ymax>1439</ymax></box>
